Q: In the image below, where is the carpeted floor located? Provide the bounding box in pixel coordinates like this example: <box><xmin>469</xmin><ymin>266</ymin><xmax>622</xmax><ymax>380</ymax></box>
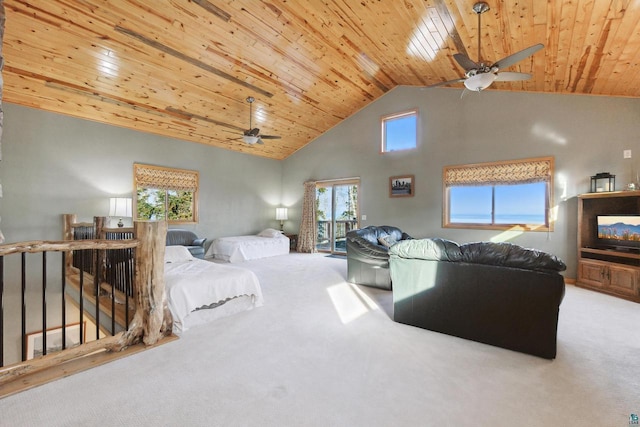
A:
<box><xmin>1</xmin><ymin>253</ymin><xmax>638</xmax><ymax>426</ymax></box>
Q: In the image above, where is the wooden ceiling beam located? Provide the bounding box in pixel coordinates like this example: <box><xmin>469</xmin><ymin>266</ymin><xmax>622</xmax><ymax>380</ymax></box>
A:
<box><xmin>113</xmin><ymin>25</ymin><xmax>273</xmax><ymax>98</ymax></box>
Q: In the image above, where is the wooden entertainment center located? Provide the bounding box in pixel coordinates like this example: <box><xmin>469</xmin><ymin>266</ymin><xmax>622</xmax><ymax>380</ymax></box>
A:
<box><xmin>577</xmin><ymin>191</ymin><xmax>640</xmax><ymax>303</ymax></box>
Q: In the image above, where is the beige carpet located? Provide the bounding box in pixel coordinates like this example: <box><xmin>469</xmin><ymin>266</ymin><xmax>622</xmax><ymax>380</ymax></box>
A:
<box><xmin>1</xmin><ymin>253</ymin><xmax>638</xmax><ymax>426</ymax></box>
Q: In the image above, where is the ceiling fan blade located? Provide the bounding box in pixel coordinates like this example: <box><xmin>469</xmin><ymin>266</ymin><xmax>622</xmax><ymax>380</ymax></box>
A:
<box><xmin>453</xmin><ymin>53</ymin><xmax>479</xmax><ymax>71</ymax></box>
<box><xmin>422</xmin><ymin>78</ymin><xmax>466</xmax><ymax>89</ymax></box>
<box><xmin>495</xmin><ymin>72</ymin><xmax>532</xmax><ymax>82</ymax></box>
<box><xmin>259</xmin><ymin>135</ymin><xmax>281</xmax><ymax>140</ymax></box>
<box><xmin>493</xmin><ymin>43</ymin><xmax>544</xmax><ymax>69</ymax></box>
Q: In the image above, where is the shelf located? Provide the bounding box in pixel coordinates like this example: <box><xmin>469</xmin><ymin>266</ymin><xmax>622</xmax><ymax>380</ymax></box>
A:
<box><xmin>577</xmin><ymin>192</ymin><xmax>640</xmax><ymax>302</ymax></box>
<box><xmin>580</xmin><ymin>247</ymin><xmax>640</xmax><ymax>260</ymax></box>
<box><xmin>579</xmin><ymin>190</ymin><xmax>640</xmax><ymax>200</ymax></box>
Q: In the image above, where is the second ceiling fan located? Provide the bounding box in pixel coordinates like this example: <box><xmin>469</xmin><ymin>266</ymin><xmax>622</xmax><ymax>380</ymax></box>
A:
<box><xmin>235</xmin><ymin>96</ymin><xmax>281</xmax><ymax>145</ymax></box>
<box><xmin>428</xmin><ymin>2</ymin><xmax>543</xmax><ymax>92</ymax></box>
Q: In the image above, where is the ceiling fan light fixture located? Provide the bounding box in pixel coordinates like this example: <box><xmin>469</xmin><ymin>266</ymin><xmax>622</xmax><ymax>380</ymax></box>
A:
<box><xmin>464</xmin><ymin>72</ymin><xmax>497</xmax><ymax>91</ymax></box>
<box><xmin>242</xmin><ymin>135</ymin><xmax>259</xmax><ymax>144</ymax></box>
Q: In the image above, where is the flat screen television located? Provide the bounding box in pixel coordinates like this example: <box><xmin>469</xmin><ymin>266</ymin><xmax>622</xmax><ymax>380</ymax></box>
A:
<box><xmin>596</xmin><ymin>215</ymin><xmax>640</xmax><ymax>251</ymax></box>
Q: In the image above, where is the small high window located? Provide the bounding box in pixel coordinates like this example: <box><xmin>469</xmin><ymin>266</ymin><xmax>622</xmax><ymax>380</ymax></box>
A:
<box><xmin>381</xmin><ymin>109</ymin><xmax>417</xmax><ymax>152</ymax></box>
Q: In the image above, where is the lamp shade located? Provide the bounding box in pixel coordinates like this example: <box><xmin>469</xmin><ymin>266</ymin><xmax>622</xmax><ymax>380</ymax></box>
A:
<box><xmin>464</xmin><ymin>72</ymin><xmax>497</xmax><ymax>91</ymax></box>
<box><xmin>109</xmin><ymin>197</ymin><xmax>133</xmax><ymax>218</ymax></box>
<box><xmin>275</xmin><ymin>207</ymin><xmax>288</xmax><ymax>221</ymax></box>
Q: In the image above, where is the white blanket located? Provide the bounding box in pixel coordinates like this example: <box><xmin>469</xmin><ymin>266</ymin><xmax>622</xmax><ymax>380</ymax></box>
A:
<box><xmin>206</xmin><ymin>234</ymin><xmax>289</xmax><ymax>263</ymax></box>
<box><xmin>164</xmin><ymin>258</ymin><xmax>263</xmax><ymax>333</ymax></box>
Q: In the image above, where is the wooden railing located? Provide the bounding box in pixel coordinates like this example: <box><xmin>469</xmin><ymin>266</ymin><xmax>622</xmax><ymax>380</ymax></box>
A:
<box><xmin>0</xmin><ymin>219</ymin><xmax>172</xmax><ymax>387</ymax></box>
<box><xmin>63</xmin><ymin>215</ymin><xmax>136</xmax><ymax>333</ymax></box>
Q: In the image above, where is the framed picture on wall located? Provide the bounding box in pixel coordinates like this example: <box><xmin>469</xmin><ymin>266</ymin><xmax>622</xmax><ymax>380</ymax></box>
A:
<box><xmin>25</xmin><ymin>322</ymin><xmax>86</xmax><ymax>360</ymax></box>
<box><xmin>389</xmin><ymin>175</ymin><xmax>415</xmax><ymax>198</ymax></box>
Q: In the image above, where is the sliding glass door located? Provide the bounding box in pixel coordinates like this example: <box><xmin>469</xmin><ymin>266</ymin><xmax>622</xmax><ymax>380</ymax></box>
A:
<box><xmin>316</xmin><ymin>179</ymin><xmax>359</xmax><ymax>254</ymax></box>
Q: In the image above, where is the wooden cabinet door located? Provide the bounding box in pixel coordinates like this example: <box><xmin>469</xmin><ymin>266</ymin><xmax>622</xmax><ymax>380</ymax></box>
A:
<box><xmin>578</xmin><ymin>260</ymin><xmax>607</xmax><ymax>288</ymax></box>
<box><xmin>608</xmin><ymin>264</ymin><xmax>639</xmax><ymax>297</ymax></box>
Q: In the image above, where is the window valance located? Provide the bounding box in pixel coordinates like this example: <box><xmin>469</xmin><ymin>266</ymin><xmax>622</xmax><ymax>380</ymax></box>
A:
<box><xmin>444</xmin><ymin>157</ymin><xmax>553</xmax><ymax>187</ymax></box>
<box><xmin>134</xmin><ymin>163</ymin><xmax>198</xmax><ymax>192</ymax></box>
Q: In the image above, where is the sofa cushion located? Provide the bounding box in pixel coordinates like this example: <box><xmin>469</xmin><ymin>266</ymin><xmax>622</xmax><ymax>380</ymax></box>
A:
<box><xmin>459</xmin><ymin>242</ymin><xmax>566</xmax><ymax>272</ymax></box>
<box><xmin>378</xmin><ymin>234</ymin><xmax>398</xmax><ymax>248</ymax></box>
<box><xmin>351</xmin><ymin>225</ymin><xmax>408</xmax><ymax>247</ymax></box>
<box><xmin>389</xmin><ymin>238</ymin><xmax>462</xmax><ymax>261</ymax></box>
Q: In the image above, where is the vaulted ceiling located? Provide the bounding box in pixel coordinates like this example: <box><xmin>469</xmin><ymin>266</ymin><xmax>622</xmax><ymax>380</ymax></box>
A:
<box><xmin>3</xmin><ymin>1</ymin><xmax>640</xmax><ymax>160</ymax></box>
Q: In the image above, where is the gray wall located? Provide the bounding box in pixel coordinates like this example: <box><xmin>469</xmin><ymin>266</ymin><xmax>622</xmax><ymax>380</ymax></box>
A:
<box><xmin>0</xmin><ymin>89</ymin><xmax>638</xmax><ymax>361</ymax></box>
<box><xmin>282</xmin><ymin>87</ymin><xmax>640</xmax><ymax>277</ymax></box>
<box><xmin>0</xmin><ymin>103</ymin><xmax>284</xmax><ymax>244</ymax></box>
<box><xmin>0</xmin><ymin>103</ymin><xmax>284</xmax><ymax>364</ymax></box>
<box><xmin>2</xmin><ymin>91</ymin><xmax>640</xmax><ymax>278</ymax></box>
<box><xmin>0</xmin><ymin>102</ymin><xmax>283</xmax><ymax>300</ymax></box>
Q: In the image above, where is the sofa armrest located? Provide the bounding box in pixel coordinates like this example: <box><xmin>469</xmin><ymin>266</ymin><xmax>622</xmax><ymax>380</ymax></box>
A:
<box><xmin>347</xmin><ymin>236</ymin><xmax>389</xmax><ymax>260</ymax></box>
<box><xmin>191</xmin><ymin>237</ymin><xmax>207</xmax><ymax>247</ymax></box>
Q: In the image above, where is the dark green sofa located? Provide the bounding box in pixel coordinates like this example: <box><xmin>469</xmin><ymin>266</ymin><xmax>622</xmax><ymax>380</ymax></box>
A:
<box><xmin>389</xmin><ymin>238</ymin><xmax>566</xmax><ymax>359</ymax></box>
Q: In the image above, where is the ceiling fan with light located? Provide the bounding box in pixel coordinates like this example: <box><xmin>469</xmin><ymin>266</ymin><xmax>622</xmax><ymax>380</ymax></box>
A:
<box><xmin>426</xmin><ymin>2</ymin><xmax>543</xmax><ymax>92</ymax></box>
<box><xmin>234</xmin><ymin>96</ymin><xmax>281</xmax><ymax>145</ymax></box>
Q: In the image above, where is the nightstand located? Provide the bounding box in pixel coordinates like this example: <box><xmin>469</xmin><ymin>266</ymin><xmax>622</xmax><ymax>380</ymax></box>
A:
<box><xmin>285</xmin><ymin>233</ymin><xmax>298</xmax><ymax>251</ymax></box>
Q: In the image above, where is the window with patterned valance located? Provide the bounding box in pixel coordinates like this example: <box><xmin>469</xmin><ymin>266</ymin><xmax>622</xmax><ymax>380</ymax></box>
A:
<box><xmin>443</xmin><ymin>157</ymin><xmax>554</xmax><ymax>231</ymax></box>
<box><xmin>133</xmin><ymin>163</ymin><xmax>199</xmax><ymax>223</ymax></box>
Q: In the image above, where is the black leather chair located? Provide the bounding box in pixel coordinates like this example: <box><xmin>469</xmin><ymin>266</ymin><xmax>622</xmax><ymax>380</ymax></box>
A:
<box><xmin>166</xmin><ymin>229</ymin><xmax>207</xmax><ymax>259</ymax></box>
<box><xmin>345</xmin><ymin>225</ymin><xmax>412</xmax><ymax>290</ymax></box>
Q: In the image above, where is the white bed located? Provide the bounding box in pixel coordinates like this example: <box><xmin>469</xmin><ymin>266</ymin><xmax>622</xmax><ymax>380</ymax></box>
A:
<box><xmin>164</xmin><ymin>246</ymin><xmax>263</xmax><ymax>334</ymax></box>
<box><xmin>205</xmin><ymin>228</ymin><xmax>290</xmax><ymax>263</ymax></box>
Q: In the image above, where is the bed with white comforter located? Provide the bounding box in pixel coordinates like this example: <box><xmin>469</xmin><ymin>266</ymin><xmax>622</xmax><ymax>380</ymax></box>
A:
<box><xmin>164</xmin><ymin>246</ymin><xmax>263</xmax><ymax>334</ymax></box>
<box><xmin>205</xmin><ymin>228</ymin><xmax>290</xmax><ymax>263</ymax></box>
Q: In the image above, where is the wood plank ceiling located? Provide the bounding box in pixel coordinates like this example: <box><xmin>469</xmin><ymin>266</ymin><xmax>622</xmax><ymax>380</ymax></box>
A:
<box><xmin>3</xmin><ymin>0</ymin><xmax>640</xmax><ymax>160</ymax></box>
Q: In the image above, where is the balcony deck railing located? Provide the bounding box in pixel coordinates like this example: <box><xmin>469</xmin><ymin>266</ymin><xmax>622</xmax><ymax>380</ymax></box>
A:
<box><xmin>316</xmin><ymin>219</ymin><xmax>358</xmax><ymax>252</ymax></box>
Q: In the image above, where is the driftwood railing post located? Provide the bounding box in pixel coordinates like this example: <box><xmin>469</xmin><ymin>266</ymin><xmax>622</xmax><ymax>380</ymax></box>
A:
<box><xmin>94</xmin><ymin>216</ymin><xmax>107</xmax><ymax>287</ymax></box>
<box><xmin>110</xmin><ymin>220</ymin><xmax>172</xmax><ymax>350</ymax></box>
<box><xmin>62</xmin><ymin>214</ymin><xmax>76</xmax><ymax>277</ymax></box>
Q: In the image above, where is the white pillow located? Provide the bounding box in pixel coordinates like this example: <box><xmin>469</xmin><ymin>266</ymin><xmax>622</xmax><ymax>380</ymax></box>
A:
<box><xmin>258</xmin><ymin>228</ymin><xmax>282</xmax><ymax>238</ymax></box>
<box><xmin>164</xmin><ymin>245</ymin><xmax>194</xmax><ymax>263</ymax></box>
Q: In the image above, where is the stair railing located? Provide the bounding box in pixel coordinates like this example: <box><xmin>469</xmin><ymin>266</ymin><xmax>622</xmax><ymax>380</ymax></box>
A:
<box><xmin>0</xmin><ymin>219</ymin><xmax>172</xmax><ymax>387</ymax></box>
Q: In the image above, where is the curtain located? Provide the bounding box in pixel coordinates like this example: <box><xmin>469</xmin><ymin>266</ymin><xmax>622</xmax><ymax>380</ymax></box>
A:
<box><xmin>134</xmin><ymin>163</ymin><xmax>198</xmax><ymax>192</ymax></box>
<box><xmin>444</xmin><ymin>157</ymin><xmax>553</xmax><ymax>187</ymax></box>
<box><xmin>297</xmin><ymin>181</ymin><xmax>317</xmax><ymax>253</ymax></box>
